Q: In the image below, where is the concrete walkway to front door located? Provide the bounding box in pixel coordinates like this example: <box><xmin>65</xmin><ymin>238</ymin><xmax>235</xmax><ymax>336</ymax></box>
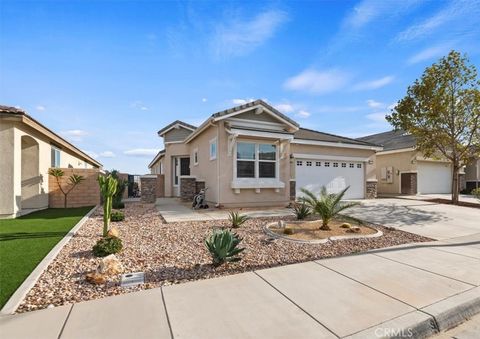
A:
<box><xmin>156</xmin><ymin>197</ymin><xmax>293</xmax><ymax>223</ymax></box>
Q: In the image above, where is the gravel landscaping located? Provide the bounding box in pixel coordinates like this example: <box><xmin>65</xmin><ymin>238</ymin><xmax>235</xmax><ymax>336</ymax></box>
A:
<box><xmin>17</xmin><ymin>202</ymin><xmax>432</xmax><ymax>313</ymax></box>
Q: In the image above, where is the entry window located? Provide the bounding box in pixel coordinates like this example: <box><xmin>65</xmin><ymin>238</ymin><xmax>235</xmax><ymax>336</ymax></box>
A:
<box><xmin>51</xmin><ymin>146</ymin><xmax>61</xmax><ymax>168</ymax></box>
<box><xmin>236</xmin><ymin>142</ymin><xmax>277</xmax><ymax>179</ymax></box>
<box><xmin>180</xmin><ymin>158</ymin><xmax>190</xmax><ymax>176</ymax></box>
<box><xmin>193</xmin><ymin>149</ymin><xmax>198</xmax><ymax>165</ymax></box>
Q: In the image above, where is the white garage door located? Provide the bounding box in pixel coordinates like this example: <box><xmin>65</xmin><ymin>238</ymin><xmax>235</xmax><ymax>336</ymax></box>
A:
<box><xmin>417</xmin><ymin>162</ymin><xmax>452</xmax><ymax>194</ymax></box>
<box><xmin>295</xmin><ymin>159</ymin><xmax>365</xmax><ymax>199</ymax></box>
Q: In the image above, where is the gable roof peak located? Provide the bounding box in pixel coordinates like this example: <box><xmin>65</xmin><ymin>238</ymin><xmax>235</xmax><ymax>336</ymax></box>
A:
<box><xmin>157</xmin><ymin>120</ymin><xmax>197</xmax><ymax>136</ymax></box>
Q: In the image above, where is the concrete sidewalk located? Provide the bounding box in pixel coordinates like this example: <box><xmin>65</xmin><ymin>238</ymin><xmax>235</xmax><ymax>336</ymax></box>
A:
<box><xmin>156</xmin><ymin>197</ymin><xmax>293</xmax><ymax>223</ymax></box>
<box><xmin>3</xmin><ymin>234</ymin><xmax>480</xmax><ymax>339</ymax></box>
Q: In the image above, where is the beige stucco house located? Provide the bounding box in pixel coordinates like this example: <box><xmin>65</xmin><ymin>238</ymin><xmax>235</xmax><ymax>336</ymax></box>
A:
<box><xmin>0</xmin><ymin>105</ymin><xmax>102</xmax><ymax>218</ymax></box>
<box><xmin>465</xmin><ymin>157</ymin><xmax>480</xmax><ymax>192</ymax></box>
<box><xmin>358</xmin><ymin>130</ymin><xmax>466</xmax><ymax>195</ymax></box>
<box><xmin>149</xmin><ymin>100</ymin><xmax>382</xmax><ymax>207</ymax></box>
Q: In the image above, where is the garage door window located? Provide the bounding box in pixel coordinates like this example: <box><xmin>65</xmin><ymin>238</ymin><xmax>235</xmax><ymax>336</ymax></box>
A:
<box><xmin>236</xmin><ymin>142</ymin><xmax>277</xmax><ymax>179</ymax></box>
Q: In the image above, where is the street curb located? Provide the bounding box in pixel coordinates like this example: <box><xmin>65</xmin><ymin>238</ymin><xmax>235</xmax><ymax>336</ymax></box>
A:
<box><xmin>421</xmin><ymin>286</ymin><xmax>480</xmax><ymax>332</ymax></box>
<box><xmin>345</xmin><ymin>311</ymin><xmax>437</xmax><ymax>339</ymax></box>
<box><xmin>0</xmin><ymin>205</ymin><xmax>98</xmax><ymax>315</ymax></box>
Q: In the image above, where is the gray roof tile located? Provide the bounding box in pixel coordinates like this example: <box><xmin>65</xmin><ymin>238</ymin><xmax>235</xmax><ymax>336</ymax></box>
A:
<box><xmin>358</xmin><ymin>130</ymin><xmax>416</xmax><ymax>151</ymax></box>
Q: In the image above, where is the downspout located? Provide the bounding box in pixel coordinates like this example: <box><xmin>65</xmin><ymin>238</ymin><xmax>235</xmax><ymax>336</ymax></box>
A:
<box><xmin>216</xmin><ymin>121</ymin><xmax>220</xmax><ymax>207</ymax></box>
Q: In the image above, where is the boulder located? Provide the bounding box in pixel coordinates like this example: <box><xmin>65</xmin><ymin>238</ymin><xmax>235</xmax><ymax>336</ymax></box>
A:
<box><xmin>107</xmin><ymin>228</ymin><xmax>120</xmax><ymax>238</ymax></box>
<box><xmin>98</xmin><ymin>254</ymin><xmax>124</xmax><ymax>275</ymax></box>
<box><xmin>85</xmin><ymin>272</ymin><xmax>106</xmax><ymax>285</ymax></box>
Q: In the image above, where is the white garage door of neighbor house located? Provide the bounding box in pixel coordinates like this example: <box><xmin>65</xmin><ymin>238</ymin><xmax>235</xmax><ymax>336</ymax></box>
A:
<box><xmin>295</xmin><ymin>159</ymin><xmax>365</xmax><ymax>199</ymax></box>
<box><xmin>417</xmin><ymin>162</ymin><xmax>452</xmax><ymax>194</ymax></box>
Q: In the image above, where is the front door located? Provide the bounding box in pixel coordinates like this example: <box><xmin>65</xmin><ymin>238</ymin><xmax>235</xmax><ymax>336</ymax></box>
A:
<box><xmin>173</xmin><ymin>157</ymin><xmax>191</xmax><ymax>197</ymax></box>
<box><xmin>401</xmin><ymin>173</ymin><xmax>417</xmax><ymax>195</ymax></box>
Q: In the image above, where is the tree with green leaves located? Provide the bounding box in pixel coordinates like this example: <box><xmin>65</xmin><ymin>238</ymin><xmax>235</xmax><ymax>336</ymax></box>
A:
<box><xmin>387</xmin><ymin>50</ymin><xmax>480</xmax><ymax>204</ymax></box>
<box><xmin>48</xmin><ymin>168</ymin><xmax>85</xmax><ymax>208</ymax></box>
<box><xmin>98</xmin><ymin>175</ymin><xmax>117</xmax><ymax>236</ymax></box>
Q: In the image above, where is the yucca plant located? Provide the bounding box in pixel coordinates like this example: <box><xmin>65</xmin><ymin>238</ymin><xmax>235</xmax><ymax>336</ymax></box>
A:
<box><xmin>98</xmin><ymin>175</ymin><xmax>118</xmax><ymax>236</ymax></box>
<box><xmin>292</xmin><ymin>202</ymin><xmax>312</xmax><ymax>220</ymax></box>
<box><xmin>205</xmin><ymin>229</ymin><xmax>245</xmax><ymax>266</ymax></box>
<box><xmin>228</xmin><ymin>211</ymin><xmax>249</xmax><ymax>228</ymax></box>
<box><xmin>48</xmin><ymin>168</ymin><xmax>85</xmax><ymax>208</ymax></box>
<box><xmin>299</xmin><ymin>186</ymin><xmax>359</xmax><ymax>230</ymax></box>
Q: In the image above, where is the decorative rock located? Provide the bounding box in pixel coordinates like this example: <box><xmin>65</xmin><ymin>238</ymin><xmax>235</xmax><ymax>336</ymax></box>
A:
<box><xmin>347</xmin><ymin>226</ymin><xmax>361</xmax><ymax>233</ymax></box>
<box><xmin>341</xmin><ymin>223</ymin><xmax>351</xmax><ymax>229</ymax></box>
<box><xmin>98</xmin><ymin>254</ymin><xmax>124</xmax><ymax>276</ymax></box>
<box><xmin>85</xmin><ymin>272</ymin><xmax>106</xmax><ymax>285</ymax></box>
<box><xmin>107</xmin><ymin>228</ymin><xmax>120</xmax><ymax>238</ymax></box>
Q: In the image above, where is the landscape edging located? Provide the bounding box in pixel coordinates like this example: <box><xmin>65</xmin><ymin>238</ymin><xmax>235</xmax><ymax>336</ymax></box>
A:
<box><xmin>0</xmin><ymin>205</ymin><xmax>99</xmax><ymax>316</ymax></box>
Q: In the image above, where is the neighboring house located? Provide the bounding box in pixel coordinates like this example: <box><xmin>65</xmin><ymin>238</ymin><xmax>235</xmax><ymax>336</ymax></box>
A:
<box><xmin>148</xmin><ymin>100</ymin><xmax>382</xmax><ymax>207</ymax></box>
<box><xmin>358</xmin><ymin>130</ymin><xmax>465</xmax><ymax>195</ymax></box>
<box><xmin>0</xmin><ymin>105</ymin><xmax>102</xmax><ymax>218</ymax></box>
<box><xmin>465</xmin><ymin>157</ymin><xmax>480</xmax><ymax>192</ymax></box>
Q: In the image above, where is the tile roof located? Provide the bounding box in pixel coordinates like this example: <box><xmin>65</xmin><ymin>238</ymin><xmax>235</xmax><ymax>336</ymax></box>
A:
<box><xmin>210</xmin><ymin>99</ymin><xmax>300</xmax><ymax>127</ymax></box>
<box><xmin>357</xmin><ymin>130</ymin><xmax>416</xmax><ymax>151</ymax></box>
<box><xmin>157</xmin><ymin>120</ymin><xmax>197</xmax><ymax>136</ymax></box>
<box><xmin>0</xmin><ymin>105</ymin><xmax>26</xmax><ymax>114</ymax></box>
<box><xmin>294</xmin><ymin>127</ymin><xmax>381</xmax><ymax>147</ymax></box>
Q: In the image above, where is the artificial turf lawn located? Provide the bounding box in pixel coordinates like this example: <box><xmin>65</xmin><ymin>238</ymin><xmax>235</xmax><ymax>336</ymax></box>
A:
<box><xmin>0</xmin><ymin>206</ymin><xmax>93</xmax><ymax>309</ymax></box>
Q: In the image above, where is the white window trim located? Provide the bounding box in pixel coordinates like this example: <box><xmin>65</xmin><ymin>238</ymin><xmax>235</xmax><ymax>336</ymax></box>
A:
<box><xmin>209</xmin><ymin>138</ymin><xmax>217</xmax><ymax>160</ymax></box>
<box><xmin>193</xmin><ymin>148</ymin><xmax>199</xmax><ymax>166</ymax></box>
<box><xmin>51</xmin><ymin>146</ymin><xmax>61</xmax><ymax>168</ymax></box>
<box><xmin>232</xmin><ymin>141</ymin><xmax>284</xmax><ymax>191</ymax></box>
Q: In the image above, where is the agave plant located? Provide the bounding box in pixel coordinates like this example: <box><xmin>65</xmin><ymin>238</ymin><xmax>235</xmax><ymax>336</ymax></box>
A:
<box><xmin>292</xmin><ymin>202</ymin><xmax>312</xmax><ymax>220</ymax></box>
<box><xmin>228</xmin><ymin>211</ymin><xmax>249</xmax><ymax>228</ymax></box>
<box><xmin>299</xmin><ymin>186</ymin><xmax>359</xmax><ymax>230</ymax></box>
<box><xmin>48</xmin><ymin>168</ymin><xmax>85</xmax><ymax>208</ymax></box>
<box><xmin>205</xmin><ymin>229</ymin><xmax>245</xmax><ymax>266</ymax></box>
<box><xmin>98</xmin><ymin>175</ymin><xmax>118</xmax><ymax>236</ymax></box>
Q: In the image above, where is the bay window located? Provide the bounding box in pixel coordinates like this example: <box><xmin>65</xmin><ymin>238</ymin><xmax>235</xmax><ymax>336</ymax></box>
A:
<box><xmin>236</xmin><ymin>142</ymin><xmax>277</xmax><ymax>179</ymax></box>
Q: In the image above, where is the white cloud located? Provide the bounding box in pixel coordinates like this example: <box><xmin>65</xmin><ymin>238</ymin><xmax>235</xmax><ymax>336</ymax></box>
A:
<box><xmin>366</xmin><ymin>112</ymin><xmax>387</xmax><ymax>122</ymax></box>
<box><xmin>202</xmin><ymin>98</ymin><xmax>207</xmax><ymax>102</ymax></box>
<box><xmin>396</xmin><ymin>1</ymin><xmax>480</xmax><ymax>42</ymax></box>
<box><xmin>130</xmin><ymin>101</ymin><xmax>149</xmax><ymax>111</ymax></box>
<box><xmin>123</xmin><ymin>148</ymin><xmax>159</xmax><ymax>157</ymax></box>
<box><xmin>35</xmin><ymin>105</ymin><xmax>45</xmax><ymax>111</ymax></box>
<box><xmin>407</xmin><ymin>44</ymin><xmax>451</xmax><ymax>64</ymax></box>
<box><xmin>232</xmin><ymin>98</ymin><xmax>255</xmax><ymax>105</ymax></box>
<box><xmin>61</xmin><ymin>129</ymin><xmax>88</xmax><ymax>141</ymax></box>
<box><xmin>99</xmin><ymin>151</ymin><xmax>115</xmax><ymax>158</ymax></box>
<box><xmin>296</xmin><ymin>110</ymin><xmax>311</xmax><ymax>118</ymax></box>
<box><xmin>212</xmin><ymin>9</ymin><xmax>288</xmax><ymax>58</ymax></box>
<box><xmin>352</xmin><ymin>76</ymin><xmax>394</xmax><ymax>91</ymax></box>
<box><xmin>284</xmin><ymin>69</ymin><xmax>350</xmax><ymax>94</ymax></box>
<box><xmin>85</xmin><ymin>150</ymin><xmax>98</xmax><ymax>159</ymax></box>
<box><xmin>366</xmin><ymin>99</ymin><xmax>383</xmax><ymax>108</ymax></box>
<box><xmin>274</xmin><ymin>103</ymin><xmax>294</xmax><ymax>114</ymax></box>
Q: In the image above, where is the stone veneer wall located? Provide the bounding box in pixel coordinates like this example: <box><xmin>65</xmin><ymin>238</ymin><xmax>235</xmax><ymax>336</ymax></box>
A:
<box><xmin>156</xmin><ymin>174</ymin><xmax>165</xmax><ymax>198</ymax></box>
<box><xmin>49</xmin><ymin>168</ymin><xmax>101</xmax><ymax>208</ymax></box>
<box><xmin>289</xmin><ymin>180</ymin><xmax>296</xmax><ymax>201</ymax></box>
<box><xmin>195</xmin><ymin>180</ymin><xmax>205</xmax><ymax>194</ymax></box>
<box><xmin>180</xmin><ymin>177</ymin><xmax>196</xmax><ymax>202</ymax></box>
<box><xmin>140</xmin><ymin>175</ymin><xmax>157</xmax><ymax>203</ymax></box>
<box><xmin>366</xmin><ymin>180</ymin><xmax>377</xmax><ymax>199</ymax></box>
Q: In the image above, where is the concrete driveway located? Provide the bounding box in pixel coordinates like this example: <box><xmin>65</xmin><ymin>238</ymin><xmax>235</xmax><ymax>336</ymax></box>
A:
<box><xmin>345</xmin><ymin>198</ymin><xmax>480</xmax><ymax>240</ymax></box>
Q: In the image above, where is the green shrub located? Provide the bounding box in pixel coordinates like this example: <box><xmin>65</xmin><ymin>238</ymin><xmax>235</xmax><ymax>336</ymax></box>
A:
<box><xmin>205</xmin><ymin>229</ymin><xmax>245</xmax><ymax>266</ymax></box>
<box><xmin>293</xmin><ymin>202</ymin><xmax>311</xmax><ymax>220</ymax></box>
<box><xmin>92</xmin><ymin>236</ymin><xmax>123</xmax><ymax>257</ymax></box>
<box><xmin>472</xmin><ymin>188</ymin><xmax>480</xmax><ymax>201</ymax></box>
<box><xmin>111</xmin><ymin>211</ymin><xmax>125</xmax><ymax>222</ymax></box>
<box><xmin>112</xmin><ymin>202</ymin><xmax>125</xmax><ymax>209</ymax></box>
<box><xmin>228</xmin><ymin>211</ymin><xmax>249</xmax><ymax>228</ymax></box>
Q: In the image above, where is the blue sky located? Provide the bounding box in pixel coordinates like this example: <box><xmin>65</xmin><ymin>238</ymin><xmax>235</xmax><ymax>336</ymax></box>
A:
<box><xmin>1</xmin><ymin>0</ymin><xmax>479</xmax><ymax>174</ymax></box>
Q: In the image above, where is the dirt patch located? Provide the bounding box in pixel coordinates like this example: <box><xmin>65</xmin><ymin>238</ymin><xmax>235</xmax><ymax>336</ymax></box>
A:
<box><xmin>16</xmin><ymin>202</ymin><xmax>432</xmax><ymax>314</ymax></box>
<box><xmin>270</xmin><ymin>219</ymin><xmax>376</xmax><ymax>241</ymax></box>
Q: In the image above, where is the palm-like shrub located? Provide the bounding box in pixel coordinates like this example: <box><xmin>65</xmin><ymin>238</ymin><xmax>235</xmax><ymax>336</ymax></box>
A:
<box><xmin>292</xmin><ymin>202</ymin><xmax>311</xmax><ymax>220</ymax></box>
<box><xmin>299</xmin><ymin>186</ymin><xmax>359</xmax><ymax>230</ymax></box>
<box><xmin>205</xmin><ymin>229</ymin><xmax>245</xmax><ymax>266</ymax></box>
<box><xmin>228</xmin><ymin>211</ymin><xmax>249</xmax><ymax>228</ymax></box>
